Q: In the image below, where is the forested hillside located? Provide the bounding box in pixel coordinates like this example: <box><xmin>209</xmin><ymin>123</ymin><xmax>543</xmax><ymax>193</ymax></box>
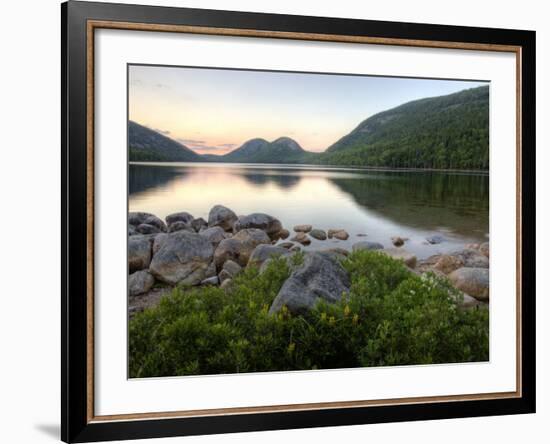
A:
<box><xmin>316</xmin><ymin>86</ymin><xmax>489</xmax><ymax>170</ymax></box>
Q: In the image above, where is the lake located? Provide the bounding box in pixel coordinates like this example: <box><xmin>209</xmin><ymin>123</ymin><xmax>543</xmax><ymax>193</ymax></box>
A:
<box><xmin>129</xmin><ymin>162</ymin><xmax>489</xmax><ymax>260</ymax></box>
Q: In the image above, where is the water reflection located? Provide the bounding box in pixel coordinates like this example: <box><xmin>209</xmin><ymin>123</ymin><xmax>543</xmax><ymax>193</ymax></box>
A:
<box><xmin>129</xmin><ymin>162</ymin><xmax>489</xmax><ymax>259</ymax></box>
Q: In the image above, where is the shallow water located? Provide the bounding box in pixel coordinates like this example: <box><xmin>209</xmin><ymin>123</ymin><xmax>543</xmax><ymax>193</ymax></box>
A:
<box><xmin>129</xmin><ymin>162</ymin><xmax>489</xmax><ymax>260</ymax></box>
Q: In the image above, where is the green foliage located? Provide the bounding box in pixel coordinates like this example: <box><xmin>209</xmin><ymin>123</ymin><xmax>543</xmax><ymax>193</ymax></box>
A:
<box><xmin>129</xmin><ymin>251</ymin><xmax>489</xmax><ymax>378</ymax></box>
<box><xmin>314</xmin><ymin>86</ymin><xmax>489</xmax><ymax>170</ymax></box>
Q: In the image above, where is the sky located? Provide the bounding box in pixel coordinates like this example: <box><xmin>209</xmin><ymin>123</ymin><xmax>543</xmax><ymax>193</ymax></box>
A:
<box><xmin>129</xmin><ymin>65</ymin><xmax>487</xmax><ymax>155</ymax></box>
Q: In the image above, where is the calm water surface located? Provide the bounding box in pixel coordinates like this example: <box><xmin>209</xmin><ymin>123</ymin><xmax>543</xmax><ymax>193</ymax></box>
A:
<box><xmin>129</xmin><ymin>162</ymin><xmax>489</xmax><ymax>259</ymax></box>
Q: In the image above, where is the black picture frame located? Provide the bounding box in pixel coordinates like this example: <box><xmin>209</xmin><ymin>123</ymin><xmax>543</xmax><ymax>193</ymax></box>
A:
<box><xmin>61</xmin><ymin>1</ymin><xmax>536</xmax><ymax>442</ymax></box>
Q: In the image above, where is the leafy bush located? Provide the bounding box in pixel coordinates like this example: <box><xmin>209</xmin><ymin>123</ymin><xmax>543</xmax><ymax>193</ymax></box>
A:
<box><xmin>129</xmin><ymin>251</ymin><xmax>489</xmax><ymax>378</ymax></box>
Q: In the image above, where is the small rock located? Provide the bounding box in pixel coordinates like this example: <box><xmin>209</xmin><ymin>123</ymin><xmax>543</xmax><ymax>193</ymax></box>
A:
<box><xmin>291</xmin><ymin>232</ymin><xmax>311</xmax><ymax>245</ymax></box>
<box><xmin>136</xmin><ymin>223</ymin><xmax>161</xmax><ymax>235</ymax></box>
<box><xmin>448</xmin><ymin>267</ymin><xmax>489</xmax><ymax>301</ymax></box>
<box><xmin>165</xmin><ymin>211</ymin><xmax>194</xmax><ymax>226</ymax></box>
<box><xmin>191</xmin><ymin>217</ymin><xmax>208</xmax><ymax>232</ymax></box>
<box><xmin>352</xmin><ymin>241</ymin><xmax>384</xmax><ymax>251</ymax></box>
<box><xmin>293</xmin><ymin>224</ymin><xmax>312</xmax><ymax>233</ymax></box>
<box><xmin>128</xmin><ymin>270</ymin><xmax>155</xmax><ymax>296</ymax></box>
<box><xmin>356</xmin><ymin>233</ymin><xmax>367</xmax><ymax>237</ymax></box>
<box><xmin>309</xmin><ymin>229</ymin><xmax>327</xmax><ymax>240</ymax></box>
<box><xmin>223</xmin><ymin>259</ymin><xmax>242</xmax><ymax>277</ymax></box>
<box><xmin>218</xmin><ymin>269</ymin><xmax>232</xmax><ymax>284</ymax></box>
<box><xmin>381</xmin><ymin>248</ymin><xmax>417</xmax><ymax>268</ymax></box>
<box><xmin>220</xmin><ymin>278</ymin><xmax>232</xmax><ymax>290</ymax></box>
<box><xmin>168</xmin><ymin>221</ymin><xmax>192</xmax><ymax>233</ymax></box>
<box><xmin>426</xmin><ymin>235</ymin><xmax>445</xmax><ymax>245</ymax></box>
<box><xmin>289</xmin><ymin>245</ymin><xmax>302</xmax><ymax>252</ymax></box>
<box><xmin>208</xmin><ymin>205</ymin><xmax>238</xmax><ymax>231</ymax></box>
<box><xmin>391</xmin><ymin>236</ymin><xmax>405</xmax><ymax>247</ymax></box>
<box><xmin>332</xmin><ymin>230</ymin><xmax>349</xmax><ymax>240</ymax></box>
<box><xmin>273</xmin><ymin>228</ymin><xmax>290</xmax><ymax>240</ymax></box>
<box><xmin>200</xmin><ymin>276</ymin><xmax>219</xmax><ymax>286</ymax></box>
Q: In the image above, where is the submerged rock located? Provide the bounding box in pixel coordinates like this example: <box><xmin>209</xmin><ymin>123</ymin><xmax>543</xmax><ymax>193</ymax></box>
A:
<box><xmin>391</xmin><ymin>236</ymin><xmax>405</xmax><ymax>247</ymax></box>
<box><xmin>352</xmin><ymin>241</ymin><xmax>384</xmax><ymax>251</ymax></box>
<box><xmin>426</xmin><ymin>234</ymin><xmax>445</xmax><ymax>245</ymax></box>
<box><xmin>208</xmin><ymin>205</ymin><xmax>238</xmax><ymax>231</ymax></box>
<box><xmin>129</xmin><ymin>270</ymin><xmax>155</xmax><ymax>296</ymax></box>
<box><xmin>269</xmin><ymin>252</ymin><xmax>350</xmax><ymax>315</ymax></box>
<box><xmin>149</xmin><ymin>231</ymin><xmax>214</xmax><ymax>285</ymax></box>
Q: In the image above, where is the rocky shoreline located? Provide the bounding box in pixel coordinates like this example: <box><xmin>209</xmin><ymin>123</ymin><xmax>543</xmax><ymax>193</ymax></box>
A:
<box><xmin>128</xmin><ymin>205</ymin><xmax>489</xmax><ymax>316</ymax></box>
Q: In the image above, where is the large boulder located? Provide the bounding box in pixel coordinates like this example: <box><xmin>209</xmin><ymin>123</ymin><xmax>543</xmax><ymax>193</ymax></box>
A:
<box><xmin>191</xmin><ymin>217</ymin><xmax>208</xmax><ymax>233</ymax></box>
<box><xmin>208</xmin><ymin>205</ymin><xmax>238</xmax><ymax>231</ymax></box>
<box><xmin>128</xmin><ymin>270</ymin><xmax>155</xmax><ymax>296</ymax></box>
<box><xmin>448</xmin><ymin>267</ymin><xmax>489</xmax><ymax>301</ymax></box>
<box><xmin>167</xmin><ymin>221</ymin><xmax>193</xmax><ymax>233</ymax></box>
<box><xmin>129</xmin><ymin>212</ymin><xmax>166</xmax><ymax>232</ymax></box>
<box><xmin>352</xmin><ymin>241</ymin><xmax>384</xmax><ymax>251</ymax></box>
<box><xmin>381</xmin><ymin>248</ymin><xmax>417</xmax><ymax>268</ymax></box>
<box><xmin>136</xmin><ymin>223</ymin><xmax>162</xmax><ymax>235</ymax></box>
<box><xmin>213</xmin><ymin>228</ymin><xmax>271</xmax><ymax>268</ymax></box>
<box><xmin>269</xmin><ymin>252</ymin><xmax>350</xmax><ymax>315</ymax></box>
<box><xmin>200</xmin><ymin>226</ymin><xmax>227</xmax><ymax>248</ymax></box>
<box><xmin>234</xmin><ymin>213</ymin><xmax>282</xmax><ymax>237</ymax></box>
<box><xmin>165</xmin><ymin>211</ymin><xmax>194</xmax><ymax>226</ymax></box>
<box><xmin>479</xmin><ymin>242</ymin><xmax>490</xmax><ymax>258</ymax></box>
<box><xmin>450</xmin><ymin>248</ymin><xmax>489</xmax><ymax>268</ymax></box>
<box><xmin>248</xmin><ymin>244</ymin><xmax>290</xmax><ymax>267</ymax></box>
<box><xmin>149</xmin><ymin>231</ymin><xmax>214</xmax><ymax>285</ymax></box>
<box><xmin>433</xmin><ymin>254</ymin><xmax>464</xmax><ymax>274</ymax></box>
<box><xmin>128</xmin><ymin>236</ymin><xmax>152</xmax><ymax>272</ymax></box>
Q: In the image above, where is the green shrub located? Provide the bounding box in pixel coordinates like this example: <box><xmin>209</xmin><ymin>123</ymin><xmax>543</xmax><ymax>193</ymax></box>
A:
<box><xmin>129</xmin><ymin>251</ymin><xmax>489</xmax><ymax>378</ymax></box>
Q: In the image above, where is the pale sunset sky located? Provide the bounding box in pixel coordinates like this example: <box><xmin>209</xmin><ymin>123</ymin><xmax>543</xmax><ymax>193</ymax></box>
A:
<box><xmin>129</xmin><ymin>65</ymin><xmax>486</xmax><ymax>155</ymax></box>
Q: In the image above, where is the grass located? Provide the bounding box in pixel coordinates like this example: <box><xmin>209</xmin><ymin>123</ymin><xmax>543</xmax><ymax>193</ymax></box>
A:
<box><xmin>129</xmin><ymin>250</ymin><xmax>489</xmax><ymax>378</ymax></box>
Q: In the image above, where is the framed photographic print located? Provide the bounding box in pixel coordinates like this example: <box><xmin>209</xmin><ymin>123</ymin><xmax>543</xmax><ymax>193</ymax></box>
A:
<box><xmin>61</xmin><ymin>1</ymin><xmax>536</xmax><ymax>442</ymax></box>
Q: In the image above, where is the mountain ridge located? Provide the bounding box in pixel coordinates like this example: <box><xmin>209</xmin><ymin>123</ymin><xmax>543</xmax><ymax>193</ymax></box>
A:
<box><xmin>128</xmin><ymin>85</ymin><xmax>489</xmax><ymax>170</ymax></box>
